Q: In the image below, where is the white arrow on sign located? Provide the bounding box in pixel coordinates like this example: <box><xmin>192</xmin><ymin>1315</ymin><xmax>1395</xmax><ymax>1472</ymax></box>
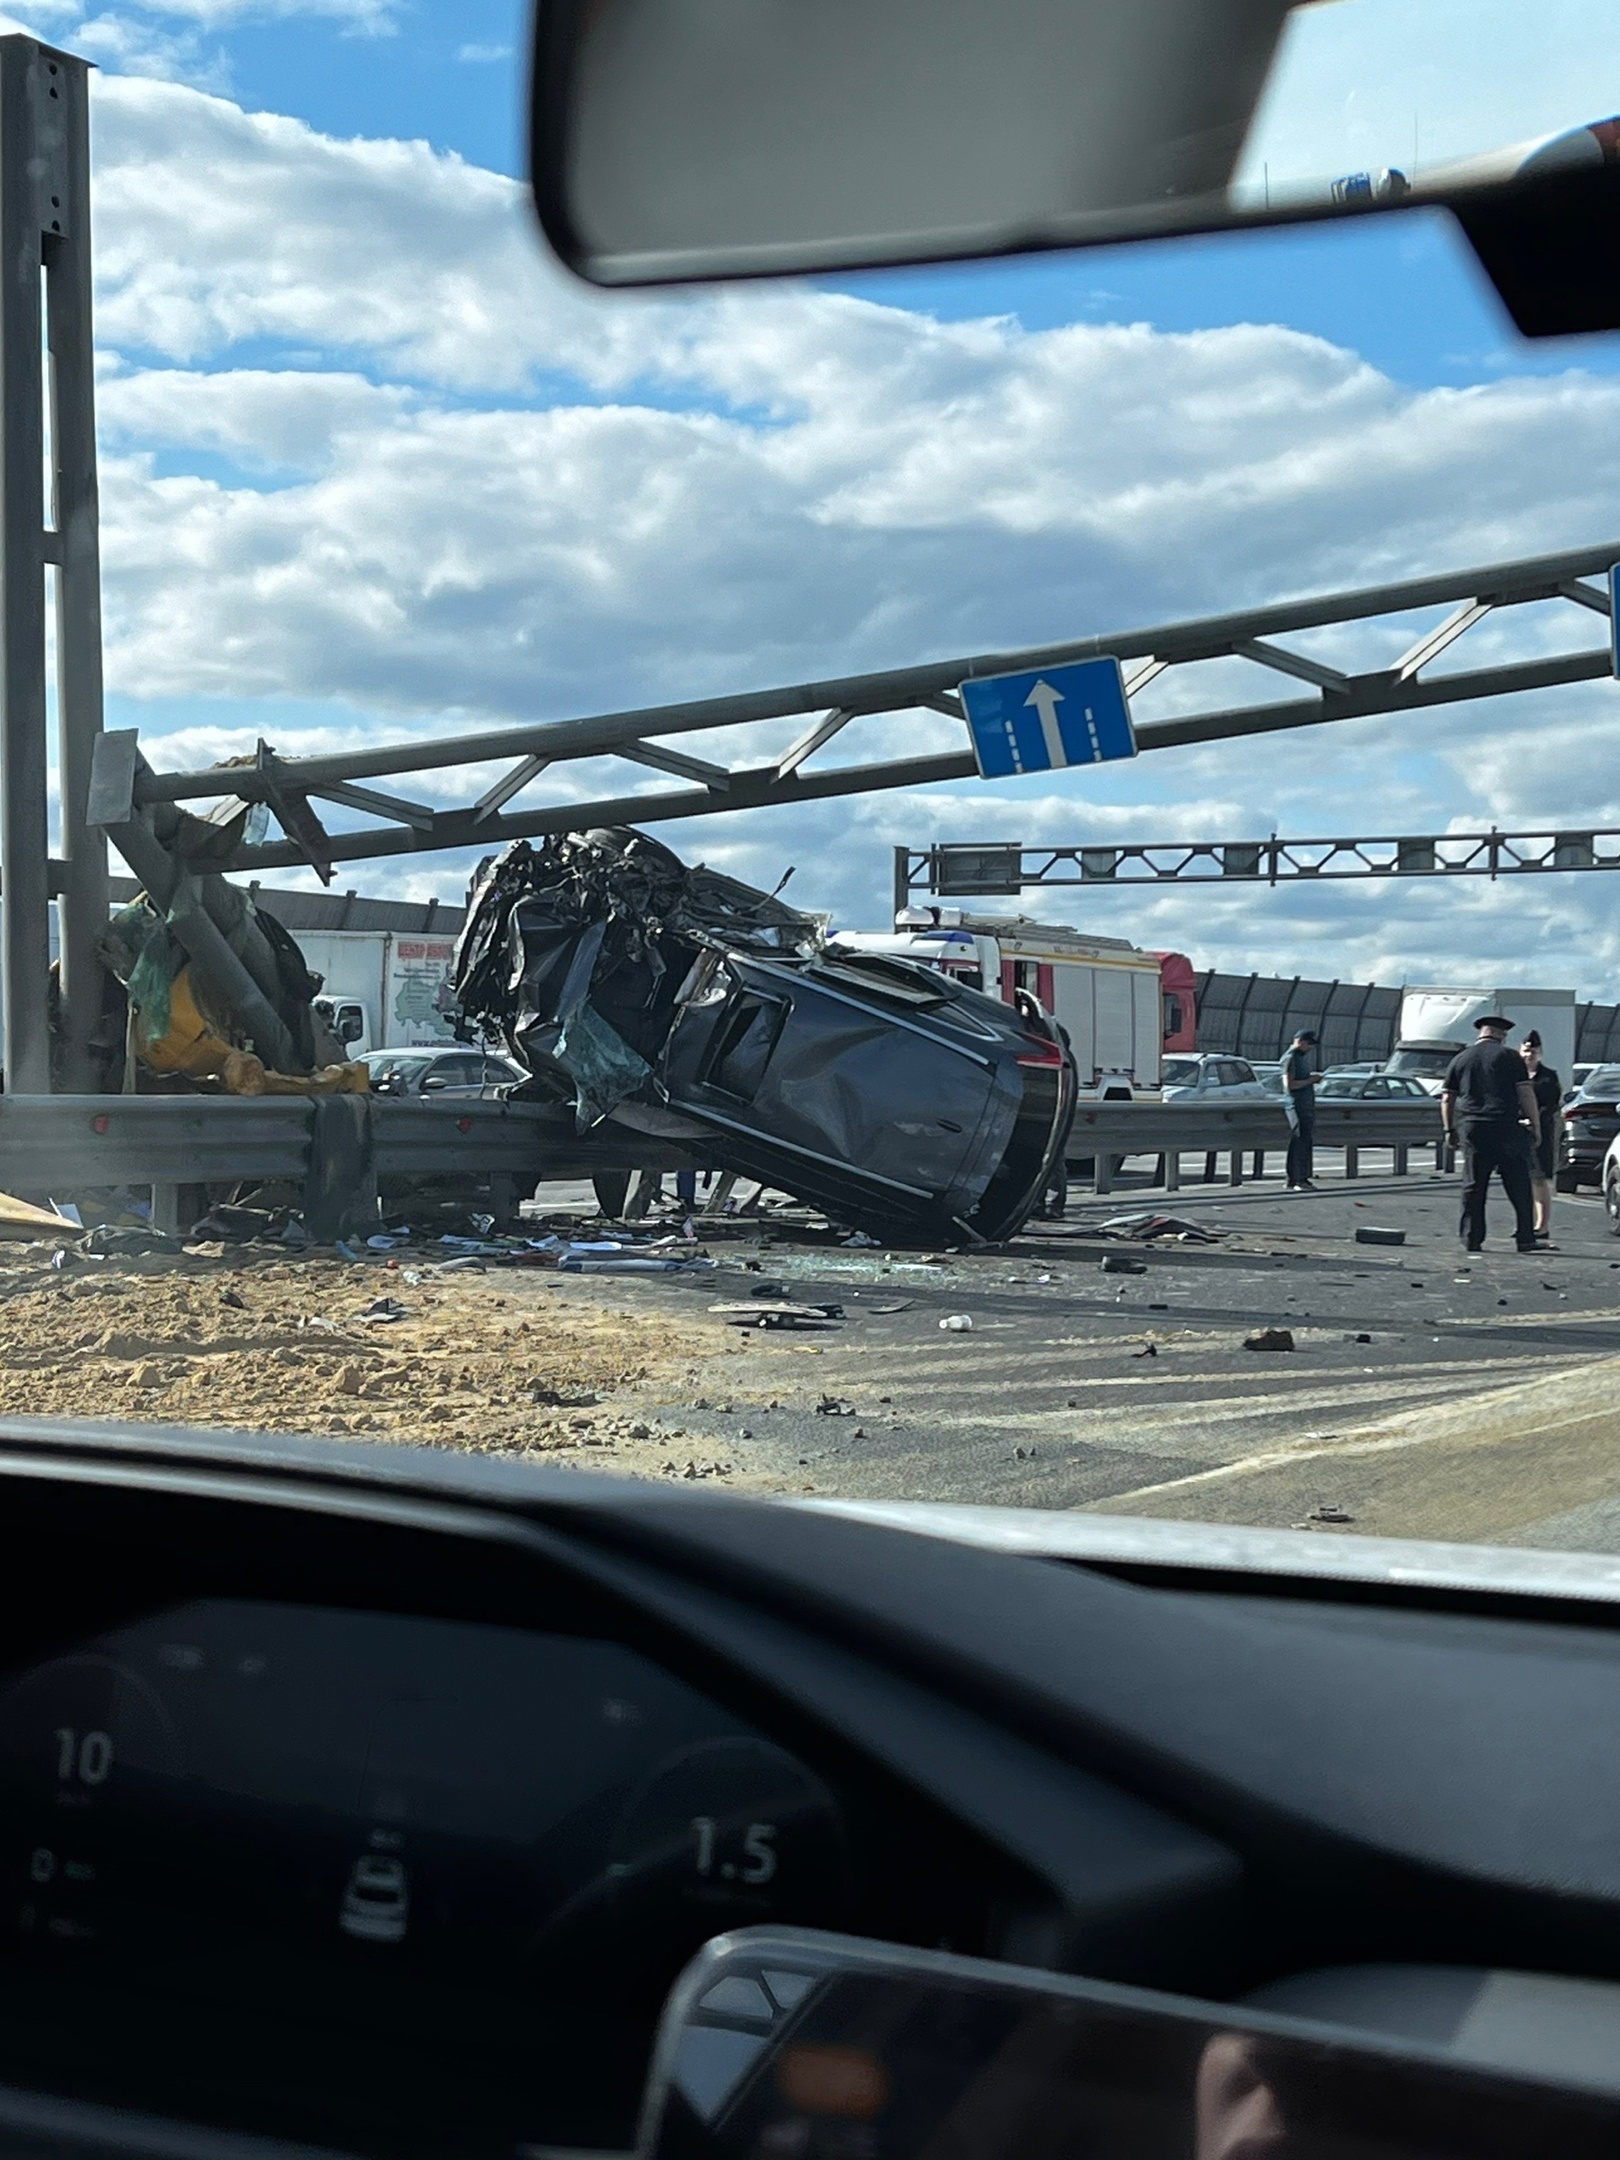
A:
<box><xmin>1024</xmin><ymin>678</ymin><xmax>1067</xmax><ymax>768</ymax></box>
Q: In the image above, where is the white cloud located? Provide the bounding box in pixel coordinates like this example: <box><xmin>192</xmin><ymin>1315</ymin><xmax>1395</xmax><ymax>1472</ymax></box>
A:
<box><xmin>69</xmin><ymin>70</ymin><xmax>1620</xmax><ymax>990</ymax></box>
<box><xmin>456</xmin><ymin>41</ymin><xmax>509</xmax><ymax>63</ymax></box>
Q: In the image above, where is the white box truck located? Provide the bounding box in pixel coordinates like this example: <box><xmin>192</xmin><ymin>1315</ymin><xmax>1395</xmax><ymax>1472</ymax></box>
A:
<box><xmin>1388</xmin><ymin>987</ymin><xmax>1577</xmax><ymax>1094</ymax></box>
<box><xmin>297</xmin><ymin>929</ymin><xmax>462</xmax><ymax>1056</ymax></box>
<box><xmin>838</xmin><ymin>909</ymin><xmax>1162</xmax><ymax>1098</ymax></box>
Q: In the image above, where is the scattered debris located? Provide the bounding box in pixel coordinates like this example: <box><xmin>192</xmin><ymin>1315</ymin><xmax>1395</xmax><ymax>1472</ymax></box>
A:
<box><xmin>1097</xmin><ymin>1212</ymin><xmax>1222</xmax><ymax>1244</ymax></box>
<box><xmin>360</xmin><ymin>1297</ymin><xmax>411</xmax><ymax>1325</ymax></box>
<box><xmin>815</xmin><ymin>1395</ymin><xmax>858</xmax><ymax>1417</ymax></box>
<box><xmin>84</xmin><ymin>1224</ymin><xmax>182</xmax><ymax>1258</ymax></box>
<box><xmin>939</xmin><ymin>1314</ymin><xmax>975</xmax><ymax>1332</ymax></box>
<box><xmin>1244</xmin><ymin>1328</ymin><xmax>1297</xmax><ymax>1352</ymax></box>
<box><xmin>709</xmin><ymin>1302</ymin><xmax>840</xmax><ymax>1330</ymax></box>
<box><xmin>867</xmin><ymin>1299</ymin><xmax>916</xmax><ymax>1314</ymax></box>
<box><xmin>1355</xmin><ymin>1227</ymin><xmax>1406</xmax><ymax>1246</ymax></box>
<box><xmin>0</xmin><ymin>1192</ymin><xmax>83</xmax><ymax>1242</ymax></box>
<box><xmin>1133</xmin><ymin>1343</ymin><xmax>1159</xmax><ymax>1359</ymax></box>
<box><xmin>1303</xmin><ymin>1504</ymin><xmax>1355</xmax><ymax>1525</ymax></box>
<box><xmin>1101</xmin><ymin>1255</ymin><xmax>1147</xmax><ymax>1275</ymax></box>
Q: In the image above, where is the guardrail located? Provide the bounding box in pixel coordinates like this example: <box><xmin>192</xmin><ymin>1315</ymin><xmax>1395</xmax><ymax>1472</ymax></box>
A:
<box><xmin>0</xmin><ymin>1091</ymin><xmax>1449</xmax><ymax>1231</ymax></box>
<box><xmin>0</xmin><ymin>1093</ymin><xmax>703</xmax><ymax>1232</ymax></box>
<box><xmin>0</xmin><ymin>1095</ymin><xmax>315</xmax><ymax>1190</ymax></box>
<box><xmin>1066</xmin><ymin>1097</ymin><xmax>1445</xmax><ymax>1193</ymax></box>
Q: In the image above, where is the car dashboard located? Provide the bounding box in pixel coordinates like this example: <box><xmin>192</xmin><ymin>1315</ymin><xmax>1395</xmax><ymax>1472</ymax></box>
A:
<box><xmin>1</xmin><ymin>1424</ymin><xmax>1620</xmax><ymax>2160</ymax></box>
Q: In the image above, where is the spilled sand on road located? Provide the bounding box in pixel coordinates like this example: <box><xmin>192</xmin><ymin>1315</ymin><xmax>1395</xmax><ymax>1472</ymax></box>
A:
<box><xmin>1083</xmin><ymin>1349</ymin><xmax>1620</xmax><ymax>1544</ymax></box>
<box><xmin>0</xmin><ymin>1251</ymin><xmax>745</xmax><ymax>1471</ymax></box>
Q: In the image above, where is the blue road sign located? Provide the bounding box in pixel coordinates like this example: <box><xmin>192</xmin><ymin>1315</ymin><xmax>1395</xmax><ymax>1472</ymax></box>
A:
<box><xmin>958</xmin><ymin>657</ymin><xmax>1136</xmax><ymax>779</ymax></box>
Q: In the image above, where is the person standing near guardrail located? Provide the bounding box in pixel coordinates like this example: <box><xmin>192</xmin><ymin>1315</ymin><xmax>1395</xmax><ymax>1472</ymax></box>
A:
<box><xmin>1283</xmin><ymin>1029</ymin><xmax>1319</xmax><ymax>1191</ymax></box>
<box><xmin>1518</xmin><ymin>1030</ymin><xmax>1562</xmax><ymax>1246</ymax></box>
<box><xmin>1441</xmin><ymin>1014</ymin><xmax>1541</xmax><ymax>1255</ymax></box>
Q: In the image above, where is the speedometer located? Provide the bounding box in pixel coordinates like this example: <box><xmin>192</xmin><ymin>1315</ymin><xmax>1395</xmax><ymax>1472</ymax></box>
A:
<box><xmin>0</xmin><ymin>1601</ymin><xmax>848</xmax><ymax>2158</ymax></box>
<box><xmin>0</xmin><ymin>1652</ymin><xmax>182</xmax><ymax>1956</ymax></box>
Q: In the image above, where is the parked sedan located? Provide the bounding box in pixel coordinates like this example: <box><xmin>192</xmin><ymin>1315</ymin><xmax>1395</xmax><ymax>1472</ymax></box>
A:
<box><xmin>1316</xmin><ymin>1073</ymin><xmax>1431</xmax><ymax>1101</ymax></box>
<box><xmin>1558</xmin><ymin>1065</ymin><xmax>1620</xmax><ymax>1189</ymax></box>
<box><xmin>1159</xmin><ymin>1054</ymin><xmax>1269</xmax><ymax>1102</ymax></box>
<box><xmin>361</xmin><ymin>1049</ymin><xmax>526</xmax><ymax>1099</ymax></box>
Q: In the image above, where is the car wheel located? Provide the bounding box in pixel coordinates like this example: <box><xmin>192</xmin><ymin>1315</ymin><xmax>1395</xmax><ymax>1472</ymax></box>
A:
<box><xmin>1607</xmin><ymin>1177</ymin><xmax>1620</xmax><ymax>1236</ymax></box>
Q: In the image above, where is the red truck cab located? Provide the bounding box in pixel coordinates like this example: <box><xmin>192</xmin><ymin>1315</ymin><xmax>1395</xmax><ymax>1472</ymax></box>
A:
<box><xmin>1154</xmin><ymin>950</ymin><xmax>1198</xmax><ymax>1052</ymax></box>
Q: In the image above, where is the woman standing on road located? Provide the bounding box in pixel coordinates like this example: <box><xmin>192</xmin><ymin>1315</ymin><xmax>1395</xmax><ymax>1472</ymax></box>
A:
<box><xmin>1520</xmin><ymin>1031</ymin><xmax>1562</xmax><ymax>1246</ymax></box>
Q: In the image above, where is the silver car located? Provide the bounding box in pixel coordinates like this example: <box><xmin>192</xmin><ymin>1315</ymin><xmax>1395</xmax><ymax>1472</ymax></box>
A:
<box><xmin>1159</xmin><ymin>1054</ymin><xmax>1269</xmax><ymax>1102</ymax></box>
<box><xmin>361</xmin><ymin>1049</ymin><xmax>525</xmax><ymax>1100</ymax></box>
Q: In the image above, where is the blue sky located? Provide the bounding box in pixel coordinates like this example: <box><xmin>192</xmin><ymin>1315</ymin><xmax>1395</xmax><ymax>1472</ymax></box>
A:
<box><xmin>196</xmin><ymin>0</ymin><xmax>1618</xmax><ymax>394</ymax></box>
<box><xmin>12</xmin><ymin>0</ymin><xmax>1620</xmax><ymax>991</ymax></box>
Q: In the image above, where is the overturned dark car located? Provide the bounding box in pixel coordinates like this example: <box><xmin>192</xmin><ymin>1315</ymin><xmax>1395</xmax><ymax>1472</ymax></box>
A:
<box><xmin>452</xmin><ymin>828</ymin><xmax>1075</xmax><ymax>1245</ymax></box>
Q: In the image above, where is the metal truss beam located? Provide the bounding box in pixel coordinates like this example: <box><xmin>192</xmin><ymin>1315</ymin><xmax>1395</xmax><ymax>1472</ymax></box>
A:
<box><xmin>907</xmin><ymin>825</ymin><xmax>1620</xmax><ymax>897</ymax></box>
<box><xmin>91</xmin><ymin>538</ymin><xmax>1620</xmax><ymax>880</ymax></box>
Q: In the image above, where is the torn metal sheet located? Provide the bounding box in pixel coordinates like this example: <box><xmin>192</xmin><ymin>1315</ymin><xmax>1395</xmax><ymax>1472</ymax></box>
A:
<box><xmin>454</xmin><ymin>826</ymin><xmax>1075</xmax><ymax>1246</ymax></box>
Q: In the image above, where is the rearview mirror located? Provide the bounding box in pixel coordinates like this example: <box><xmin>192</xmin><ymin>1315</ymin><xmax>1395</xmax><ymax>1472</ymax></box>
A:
<box><xmin>530</xmin><ymin>0</ymin><xmax>1620</xmax><ymax>336</ymax></box>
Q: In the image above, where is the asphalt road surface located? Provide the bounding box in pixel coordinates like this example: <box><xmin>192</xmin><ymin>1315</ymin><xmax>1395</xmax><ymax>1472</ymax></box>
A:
<box><xmin>542</xmin><ymin>1163</ymin><xmax>1620</xmax><ymax>1548</ymax></box>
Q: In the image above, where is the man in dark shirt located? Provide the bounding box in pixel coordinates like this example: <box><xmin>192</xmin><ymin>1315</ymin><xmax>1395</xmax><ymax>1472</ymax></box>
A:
<box><xmin>1440</xmin><ymin>1015</ymin><xmax>1540</xmax><ymax>1253</ymax></box>
<box><xmin>1283</xmin><ymin>1029</ymin><xmax>1318</xmax><ymax>1191</ymax></box>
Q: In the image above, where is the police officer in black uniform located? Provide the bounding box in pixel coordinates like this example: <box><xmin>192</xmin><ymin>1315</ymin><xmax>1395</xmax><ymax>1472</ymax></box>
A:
<box><xmin>1440</xmin><ymin>1014</ymin><xmax>1540</xmax><ymax>1254</ymax></box>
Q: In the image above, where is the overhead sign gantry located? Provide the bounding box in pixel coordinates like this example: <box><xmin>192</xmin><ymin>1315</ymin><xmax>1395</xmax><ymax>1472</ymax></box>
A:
<box><xmin>89</xmin><ymin>540</ymin><xmax>1620</xmax><ymax>908</ymax></box>
<box><xmin>899</xmin><ymin>825</ymin><xmax>1620</xmax><ymax>907</ymax></box>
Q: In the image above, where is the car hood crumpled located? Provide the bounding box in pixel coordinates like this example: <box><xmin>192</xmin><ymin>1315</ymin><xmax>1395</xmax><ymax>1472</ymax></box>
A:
<box><xmin>451</xmin><ymin>827</ymin><xmax>819</xmax><ymax>1128</ymax></box>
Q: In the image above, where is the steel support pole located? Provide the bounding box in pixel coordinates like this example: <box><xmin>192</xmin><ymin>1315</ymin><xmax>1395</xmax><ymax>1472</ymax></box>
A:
<box><xmin>47</xmin><ymin>53</ymin><xmax>106</xmax><ymax>1091</ymax></box>
<box><xmin>0</xmin><ymin>39</ymin><xmax>64</xmax><ymax>1095</ymax></box>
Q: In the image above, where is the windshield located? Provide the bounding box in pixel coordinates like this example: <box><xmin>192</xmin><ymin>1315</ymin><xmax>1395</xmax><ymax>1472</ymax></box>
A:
<box><xmin>1389</xmin><ymin>1049</ymin><xmax>1457</xmax><ymax>1078</ymax></box>
<box><xmin>15</xmin><ymin>2</ymin><xmax>1618</xmax><ymax>1569</ymax></box>
<box><xmin>362</xmin><ymin>1054</ymin><xmax>434</xmax><ymax>1084</ymax></box>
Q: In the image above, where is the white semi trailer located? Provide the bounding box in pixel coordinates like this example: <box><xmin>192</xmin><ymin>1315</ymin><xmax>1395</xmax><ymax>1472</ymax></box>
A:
<box><xmin>1388</xmin><ymin>987</ymin><xmax>1577</xmax><ymax>1094</ymax></box>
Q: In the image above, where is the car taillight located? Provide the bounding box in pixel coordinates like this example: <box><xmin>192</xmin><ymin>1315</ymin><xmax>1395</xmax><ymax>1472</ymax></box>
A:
<box><xmin>1572</xmin><ymin>1101</ymin><xmax>1617</xmax><ymax>1117</ymax></box>
<box><xmin>1016</xmin><ymin>1039</ymin><xmax>1066</xmax><ymax>1068</ymax></box>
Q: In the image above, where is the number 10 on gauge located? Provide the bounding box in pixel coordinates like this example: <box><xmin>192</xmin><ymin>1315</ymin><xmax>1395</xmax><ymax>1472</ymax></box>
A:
<box><xmin>55</xmin><ymin>1726</ymin><xmax>112</xmax><ymax>1786</ymax></box>
<box><xmin>691</xmin><ymin>1814</ymin><xmax>778</xmax><ymax>1884</ymax></box>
